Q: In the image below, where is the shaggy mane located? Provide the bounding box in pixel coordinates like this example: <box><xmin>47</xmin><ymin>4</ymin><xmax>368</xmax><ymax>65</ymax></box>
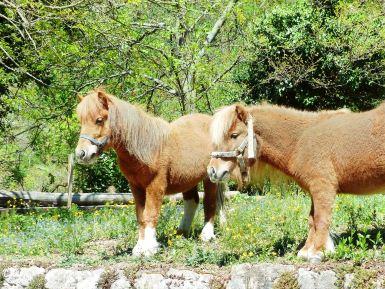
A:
<box><xmin>211</xmin><ymin>105</ymin><xmax>239</xmax><ymax>146</ymax></box>
<box><xmin>210</xmin><ymin>103</ymin><xmax>350</xmax><ymax>146</ymax></box>
<box><xmin>77</xmin><ymin>89</ymin><xmax>170</xmax><ymax>165</ymax></box>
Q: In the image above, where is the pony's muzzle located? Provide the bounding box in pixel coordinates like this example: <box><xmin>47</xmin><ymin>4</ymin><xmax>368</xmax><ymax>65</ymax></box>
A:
<box><xmin>75</xmin><ymin>145</ymin><xmax>98</xmax><ymax>164</ymax></box>
<box><xmin>208</xmin><ymin>166</ymin><xmax>229</xmax><ymax>183</ymax></box>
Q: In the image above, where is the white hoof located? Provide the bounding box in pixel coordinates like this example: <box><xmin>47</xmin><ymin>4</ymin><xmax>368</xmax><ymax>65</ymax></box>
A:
<box><xmin>200</xmin><ymin>222</ymin><xmax>215</xmax><ymax>242</ymax></box>
<box><xmin>306</xmin><ymin>249</ymin><xmax>324</xmax><ymax>263</ymax></box>
<box><xmin>132</xmin><ymin>240</ymin><xmax>159</xmax><ymax>257</ymax></box>
<box><xmin>297</xmin><ymin>247</ymin><xmax>309</xmax><ymax>259</ymax></box>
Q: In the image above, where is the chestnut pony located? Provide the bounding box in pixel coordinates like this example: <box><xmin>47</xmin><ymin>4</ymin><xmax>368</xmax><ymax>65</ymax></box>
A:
<box><xmin>206</xmin><ymin>103</ymin><xmax>378</xmax><ymax>263</ymax></box>
<box><xmin>75</xmin><ymin>88</ymin><xmax>225</xmax><ymax>256</ymax></box>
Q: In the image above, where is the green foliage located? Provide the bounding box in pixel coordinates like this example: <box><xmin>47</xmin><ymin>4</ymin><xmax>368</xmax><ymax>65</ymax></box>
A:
<box><xmin>74</xmin><ymin>151</ymin><xmax>129</xmax><ymax>193</ymax></box>
<box><xmin>0</xmin><ymin>0</ymin><xmax>248</xmax><ymax>192</ymax></box>
<box><xmin>237</xmin><ymin>0</ymin><xmax>385</xmax><ymax>111</ymax></box>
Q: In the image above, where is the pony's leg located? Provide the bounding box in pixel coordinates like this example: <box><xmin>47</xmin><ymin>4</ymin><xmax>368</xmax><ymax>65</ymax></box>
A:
<box><xmin>298</xmin><ymin>198</ymin><xmax>315</xmax><ymax>259</ymax></box>
<box><xmin>201</xmin><ymin>179</ymin><xmax>217</xmax><ymax>242</ymax></box>
<box><xmin>131</xmin><ymin>186</ymin><xmax>147</xmax><ymax>256</ymax></box>
<box><xmin>307</xmin><ymin>182</ymin><xmax>336</xmax><ymax>263</ymax></box>
<box><xmin>177</xmin><ymin>186</ymin><xmax>199</xmax><ymax>236</ymax></box>
<box><xmin>133</xmin><ymin>179</ymin><xmax>165</xmax><ymax>257</ymax></box>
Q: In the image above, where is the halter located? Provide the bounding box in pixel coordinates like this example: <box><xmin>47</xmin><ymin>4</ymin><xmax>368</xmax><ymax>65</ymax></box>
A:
<box><xmin>79</xmin><ymin>134</ymin><xmax>109</xmax><ymax>151</ymax></box>
<box><xmin>211</xmin><ymin>116</ymin><xmax>257</xmax><ymax>178</ymax></box>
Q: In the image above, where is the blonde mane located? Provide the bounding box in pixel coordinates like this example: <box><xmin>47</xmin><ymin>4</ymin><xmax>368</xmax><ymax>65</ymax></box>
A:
<box><xmin>211</xmin><ymin>105</ymin><xmax>238</xmax><ymax>146</ymax></box>
<box><xmin>211</xmin><ymin>103</ymin><xmax>351</xmax><ymax>146</ymax></box>
<box><xmin>78</xmin><ymin>89</ymin><xmax>170</xmax><ymax>165</ymax></box>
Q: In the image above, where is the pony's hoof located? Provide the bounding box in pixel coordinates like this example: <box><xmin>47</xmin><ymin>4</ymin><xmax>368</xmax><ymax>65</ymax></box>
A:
<box><xmin>307</xmin><ymin>250</ymin><xmax>323</xmax><ymax>263</ymax></box>
<box><xmin>200</xmin><ymin>225</ymin><xmax>216</xmax><ymax>242</ymax></box>
<box><xmin>297</xmin><ymin>248</ymin><xmax>309</xmax><ymax>260</ymax></box>
<box><xmin>309</xmin><ymin>255</ymin><xmax>322</xmax><ymax>264</ymax></box>
<box><xmin>200</xmin><ymin>233</ymin><xmax>215</xmax><ymax>242</ymax></box>
<box><xmin>132</xmin><ymin>241</ymin><xmax>159</xmax><ymax>257</ymax></box>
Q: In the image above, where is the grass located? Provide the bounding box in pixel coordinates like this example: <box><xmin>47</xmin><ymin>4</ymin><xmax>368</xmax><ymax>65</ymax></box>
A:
<box><xmin>27</xmin><ymin>275</ymin><xmax>46</xmax><ymax>289</ymax></box>
<box><xmin>1</xmin><ymin>187</ymin><xmax>385</xmax><ymax>267</ymax></box>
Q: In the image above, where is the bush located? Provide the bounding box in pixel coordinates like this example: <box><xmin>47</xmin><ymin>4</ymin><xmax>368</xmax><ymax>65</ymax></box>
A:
<box><xmin>236</xmin><ymin>0</ymin><xmax>385</xmax><ymax>111</ymax></box>
<box><xmin>74</xmin><ymin>151</ymin><xmax>129</xmax><ymax>193</ymax></box>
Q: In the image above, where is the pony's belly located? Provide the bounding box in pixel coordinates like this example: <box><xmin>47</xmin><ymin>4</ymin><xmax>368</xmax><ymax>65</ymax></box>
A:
<box><xmin>340</xmin><ymin>184</ymin><xmax>385</xmax><ymax>195</ymax></box>
<box><xmin>339</xmin><ymin>176</ymin><xmax>385</xmax><ymax>195</ymax></box>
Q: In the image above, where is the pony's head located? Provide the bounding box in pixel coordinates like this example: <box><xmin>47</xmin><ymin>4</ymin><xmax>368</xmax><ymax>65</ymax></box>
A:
<box><xmin>208</xmin><ymin>104</ymin><xmax>258</xmax><ymax>185</ymax></box>
<box><xmin>75</xmin><ymin>89</ymin><xmax>112</xmax><ymax>164</ymax></box>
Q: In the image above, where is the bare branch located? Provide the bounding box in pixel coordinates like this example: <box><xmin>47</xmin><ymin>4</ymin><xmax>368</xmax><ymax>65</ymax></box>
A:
<box><xmin>198</xmin><ymin>0</ymin><xmax>238</xmax><ymax>58</ymax></box>
<box><xmin>44</xmin><ymin>0</ymin><xmax>85</xmax><ymax>10</ymax></box>
<box><xmin>143</xmin><ymin>74</ymin><xmax>177</xmax><ymax>95</ymax></box>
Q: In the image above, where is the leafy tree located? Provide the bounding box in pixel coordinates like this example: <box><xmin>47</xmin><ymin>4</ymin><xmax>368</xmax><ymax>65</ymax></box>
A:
<box><xmin>236</xmin><ymin>0</ymin><xmax>385</xmax><ymax>111</ymax></box>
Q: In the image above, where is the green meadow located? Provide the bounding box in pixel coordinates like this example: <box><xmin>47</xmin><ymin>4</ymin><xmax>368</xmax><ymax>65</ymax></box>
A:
<box><xmin>2</xmin><ymin>187</ymin><xmax>385</xmax><ymax>268</ymax></box>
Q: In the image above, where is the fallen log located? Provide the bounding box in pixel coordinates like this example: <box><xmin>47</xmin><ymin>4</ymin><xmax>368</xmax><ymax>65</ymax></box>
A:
<box><xmin>0</xmin><ymin>190</ymin><xmax>240</xmax><ymax>207</ymax></box>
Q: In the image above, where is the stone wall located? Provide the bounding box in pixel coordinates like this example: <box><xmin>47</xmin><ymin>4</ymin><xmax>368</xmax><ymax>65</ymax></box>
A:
<box><xmin>0</xmin><ymin>263</ymin><xmax>384</xmax><ymax>289</ymax></box>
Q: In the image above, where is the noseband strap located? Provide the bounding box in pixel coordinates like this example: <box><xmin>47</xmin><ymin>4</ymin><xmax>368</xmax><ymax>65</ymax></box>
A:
<box><xmin>211</xmin><ymin>116</ymin><xmax>257</xmax><ymax>178</ymax></box>
<box><xmin>80</xmin><ymin>134</ymin><xmax>109</xmax><ymax>149</ymax></box>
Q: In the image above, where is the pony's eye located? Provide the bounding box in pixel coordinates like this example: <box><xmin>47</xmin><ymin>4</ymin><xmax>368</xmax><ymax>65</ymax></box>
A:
<box><xmin>95</xmin><ymin>117</ymin><xmax>104</xmax><ymax>125</ymax></box>
<box><xmin>230</xmin><ymin>133</ymin><xmax>238</xmax><ymax>139</ymax></box>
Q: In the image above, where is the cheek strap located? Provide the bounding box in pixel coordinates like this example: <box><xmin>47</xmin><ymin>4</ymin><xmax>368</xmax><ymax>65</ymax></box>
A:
<box><xmin>210</xmin><ymin>116</ymin><xmax>257</xmax><ymax>179</ymax></box>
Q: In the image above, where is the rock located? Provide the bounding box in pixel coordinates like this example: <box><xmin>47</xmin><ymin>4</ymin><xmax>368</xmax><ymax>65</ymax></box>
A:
<box><xmin>45</xmin><ymin>268</ymin><xmax>103</xmax><ymax>289</ymax></box>
<box><xmin>111</xmin><ymin>278</ymin><xmax>132</xmax><ymax>289</ymax></box>
<box><xmin>297</xmin><ymin>268</ymin><xmax>337</xmax><ymax>289</ymax></box>
<box><xmin>376</xmin><ymin>277</ymin><xmax>384</xmax><ymax>289</ymax></box>
<box><xmin>226</xmin><ymin>263</ymin><xmax>295</xmax><ymax>289</ymax></box>
<box><xmin>2</xmin><ymin>266</ymin><xmax>45</xmax><ymax>289</ymax></box>
<box><xmin>135</xmin><ymin>270</ymin><xmax>213</xmax><ymax>289</ymax></box>
<box><xmin>166</xmin><ymin>268</ymin><xmax>213</xmax><ymax>284</ymax></box>
<box><xmin>110</xmin><ymin>270</ymin><xmax>132</xmax><ymax>289</ymax></box>
<box><xmin>343</xmin><ymin>273</ymin><xmax>354</xmax><ymax>289</ymax></box>
<box><xmin>135</xmin><ymin>273</ymin><xmax>166</xmax><ymax>289</ymax></box>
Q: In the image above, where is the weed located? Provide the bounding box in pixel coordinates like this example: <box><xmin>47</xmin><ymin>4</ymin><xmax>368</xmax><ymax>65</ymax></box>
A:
<box><xmin>350</xmin><ymin>268</ymin><xmax>377</xmax><ymax>289</ymax></box>
<box><xmin>273</xmin><ymin>271</ymin><xmax>299</xmax><ymax>289</ymax></box>
<box><xmin>27</xmin><ymin>275</ymin><xmax>46</xmax><ymax>289</ymax></box>
<box><xmin>97</xmin><ymin>268</ymin><xmax>118</xmax><ymax>289</ymax></box>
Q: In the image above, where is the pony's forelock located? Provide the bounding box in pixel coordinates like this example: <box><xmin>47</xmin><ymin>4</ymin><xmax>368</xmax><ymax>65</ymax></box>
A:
<box><xmin>211</xmin><ymin>105</ymin><xmax>238</xmax><ymax>146</ymax></box>
<box><xmin>76</xmin><ymin>89</ymin><xmax>106</xmax><ymax>121</ymax></box>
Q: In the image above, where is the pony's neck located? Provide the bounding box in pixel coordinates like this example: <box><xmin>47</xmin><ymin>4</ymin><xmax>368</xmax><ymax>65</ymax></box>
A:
<box><xmin>250</xmin><ymin>105</ymin><xmax>315</xmax><ymax>175</ymax></box>
<box><xmin>108</xmin><ymin>98</ymin><xmax>170</xmax><ymax>165</ymax></box>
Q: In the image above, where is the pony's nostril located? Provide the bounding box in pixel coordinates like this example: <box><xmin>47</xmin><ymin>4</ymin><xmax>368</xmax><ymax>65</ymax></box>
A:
<box><xmin>90</xmin><ymin>152</ymin><xmax>96</xmax><ymax>159</ymax></box>
<box><xmin>78</xmin><ymin>150</ymin><xmax>86</xmax><ymax>160</ymax></box>
<box><xmin>210</xmin><ymin>167</ymin><xmax>216</xmax><ymax>175</ymax></box>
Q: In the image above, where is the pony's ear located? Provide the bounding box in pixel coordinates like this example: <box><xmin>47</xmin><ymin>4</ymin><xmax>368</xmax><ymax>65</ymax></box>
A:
<box><xmin>77</xmin><ymin>94</ymin><xmax>84</xmax><ymax>102</ymax></box>
<box><xmin>97</xmin><ymin>90</ymin><xmax>110</xmax><ymax>109</ymax></box>
<box><xmin>235</xmin><ymin>104</ymin><xmax>248</xmax><ymax>123</ymax></box>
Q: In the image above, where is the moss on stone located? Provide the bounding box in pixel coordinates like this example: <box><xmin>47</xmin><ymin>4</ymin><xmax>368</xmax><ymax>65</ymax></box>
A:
<box><xmin>97</xmin><ymin>268</ymin><xmax>118</xmax><ymax>289</ymax></box>
<box><xmin>273</xmin><ymin>271</ymin><xmax>299</xmax><ymax>289</ymax></box>
<box><xmin>27</xmin><ymin>275</ymin><xmax>46</xmax><ymax>289</ymax></box>
<box><xmin>351</xmin><ymin>268</ymin><xmax>377</xmax><ymax>289</ymax></box>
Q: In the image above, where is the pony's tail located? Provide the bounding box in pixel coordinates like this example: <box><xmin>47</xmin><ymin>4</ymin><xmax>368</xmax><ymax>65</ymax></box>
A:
<box><xmin>216</xmin><ymin>182</ymin><xmax>228</xmax><ymax>225</ymax></box>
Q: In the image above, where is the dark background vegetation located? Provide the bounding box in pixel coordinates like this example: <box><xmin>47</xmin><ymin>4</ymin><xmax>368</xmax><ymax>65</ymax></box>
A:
<box><xmin>1</xmin><ymin>0</ymin><xmax>385</xmax><ymax>193</ymax></box>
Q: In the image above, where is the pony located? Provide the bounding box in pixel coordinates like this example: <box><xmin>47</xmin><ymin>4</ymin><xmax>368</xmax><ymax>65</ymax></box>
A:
<box><xmin>205</xmin><ymin>103</ymin><xmax>385</xmax><ymax>263</ymax></box>
<box><xmin>75</xmin><ymin>88</ymin><xmax>225</xmax><ymax>257</ymax></box>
